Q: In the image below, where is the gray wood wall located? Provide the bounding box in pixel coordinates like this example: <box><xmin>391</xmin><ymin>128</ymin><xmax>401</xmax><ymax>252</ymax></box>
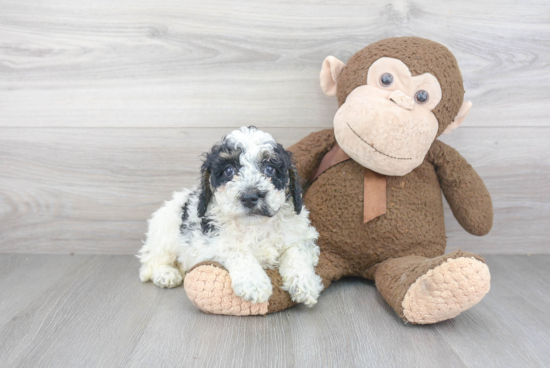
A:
<box><xmin>1</xmin><ymin>0</ymin><xmax>549</xmax><ymax>254</ymax></box>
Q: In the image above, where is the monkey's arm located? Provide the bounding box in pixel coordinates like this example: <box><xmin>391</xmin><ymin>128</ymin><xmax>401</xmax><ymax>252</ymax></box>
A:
<box><xmin>287</xmin><ymin>129</ymin><xmax>337</xmax><ymax>187</ymax></box>
<box><xmin>427</xmin><ymin>140</ymin><xmax>493</xmax><ymax>236</ymax></box>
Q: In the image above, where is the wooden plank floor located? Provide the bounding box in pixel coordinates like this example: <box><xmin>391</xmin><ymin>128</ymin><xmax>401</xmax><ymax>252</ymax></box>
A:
<box><xmin>0</xmin><ymin>255</ymin><xmax>548</xmax><ymax>367</ymax></box>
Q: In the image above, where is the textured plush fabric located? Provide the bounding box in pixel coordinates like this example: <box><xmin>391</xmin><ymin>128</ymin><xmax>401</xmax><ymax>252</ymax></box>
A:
<box><xmin>362</xmin><ymin>168</ymin><xmax>386</xmax><ymax>223</ymax></box>
<box><xmin>185</xmin><ymin>262</ymin><xmax>269</xmax><ymax>316</ymax></box>
<box><xmin>401</xmin><ymin>256</ymin><xmax>491</xmax><ymax>324</ymax></box>
<box><xmin>373</xmin><ymin>250</ymin><xmax>487</xmax><ymax>322</ymax></box>
<box><xmin>311</xmin><ymin>144</ymin><xmax>351</xmax><ymax>181</ymax></box>
<box><xmin>285</xmin><ymin>130</ymin><xmax>492</xmax><ymax>323</ymax></box>
<box><xmin>184</xmin><ymin>261</ymin><xmax>295</xmax><ymax>315</ymax></box>
<box><xmin>428</xmin><ymin>140</ymin><xmax>493</xmax><ymax>235</ymax></box>
<box><xmin>292</xmin><ymin>129</ymin><xmax>338</xmax><ymax>190</ymax></box>
<box><xmin>288</xmin><ymin>129</ymin><xmax>492</xmax><ymax>275</ymax></box>
<box><xmin>184</xmin><ymin>129</ymin><xmax>493</xmax><ymax>321</ymax></box>
<box><xmin>183</xmin><ymin>37</ymin><xmax>493</xmax><ymax>324</ymax></box>
<box><xmin>336</xmin><ymin>37</ymin><xmax>465</xmax><ymax>137</ymax></box>
<box><xmin>265</xmin><ymin>267</ymin><xmax>296</xmax><ymax>313</ymax></box>
<box><xmin>297</xmin><ymin>129</ymin><xmax>448</xmax><ymax>279</ymax></box>
<box><xmin>311</xmin><ymin>144</ymin><xmax>387</xmax><ymax>223</ymax></box>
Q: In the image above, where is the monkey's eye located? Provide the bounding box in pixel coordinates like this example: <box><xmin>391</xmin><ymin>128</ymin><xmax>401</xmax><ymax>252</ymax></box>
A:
<box><xmin>263</xmin><ymin>165</ymin><xmax>276</xmax><ymax>177</ymax></box>
<box><xmin>380</xmin><ymin>73</ymin><xmax>393</xmax><ymax>87</ymax></box>
<box><xmin>223</xmin><ymin>166</ymin><xmax>236</xmax><ymax>177</ymax></box>
<box><xmin>414</xmin><ymin>90</ymin><xmax>429</xmax><ymax>104</ymax></box>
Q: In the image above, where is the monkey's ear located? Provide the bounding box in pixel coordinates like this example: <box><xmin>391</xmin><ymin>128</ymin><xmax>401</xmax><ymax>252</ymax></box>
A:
<box><xmin>197</xmin><ymin>164</ymin><xmax>213</xmax><ymax>218</ymax></box>
<box><xmin>320</xmin><ymin>56</ymin><xmax>346</xmax><ymax>97</ymax></box>
<box><xmin>288</xmin><ymin>164</ymin><xmax>303</xmax><ymax>215</ymax></box>
<box><xmin>443</xmin><ymin>101</ymin><xmax>472</xmax><ymax>135</ymax></box>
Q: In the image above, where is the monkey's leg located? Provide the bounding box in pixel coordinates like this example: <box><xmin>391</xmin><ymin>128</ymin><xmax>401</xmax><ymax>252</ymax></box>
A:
<box><xmin>184</xmin><ymin>261</ymin><xmax>271</xmax><ymax>316</ymax></box>
<box><xmin>373</xmin><ymin>250</ymin><xmax>490</xmax><ymax>324</ymax></box>
<box><xmin>183</xmin><ymin>253</ymin><xmax>342</xmax><ymax>315</ymax></box>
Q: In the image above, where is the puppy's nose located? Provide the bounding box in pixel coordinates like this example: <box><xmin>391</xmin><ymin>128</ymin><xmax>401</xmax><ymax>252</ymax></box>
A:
<box><xmin>241</xmin><ymin>193</ymin><xmax>259</xmax><ymax>208</ymax></box>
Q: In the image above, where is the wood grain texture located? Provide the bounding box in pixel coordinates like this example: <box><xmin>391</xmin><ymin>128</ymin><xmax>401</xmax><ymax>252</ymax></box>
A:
<box><xmin>1</xmin><ymin>126</ymin><xmax>548</xmax><ymax>254</ymax></box>
<box><xmin>0</xmin><ymin>0</ymin><xmax>549</xmax><ymax>128</ymax></box>
<box><xmin>0</xmin><ymin>254</ymin><xmax>548</xmax><ymax>367</ymax></box>
<box><xmin>1</xmin><ymin>0</ymin><xmax>549</xmax><ymax>255</ymax></box>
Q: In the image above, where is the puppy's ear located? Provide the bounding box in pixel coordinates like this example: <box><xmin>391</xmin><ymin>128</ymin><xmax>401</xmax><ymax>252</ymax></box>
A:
<box><xmin>274</xmin><ymin>143</ymin><xmax>303</xmax><ymax>214</ymax></box>
<box><xmin>288</xmin><ymin>163</ymin><xmax>303</xmax><ymax>215</ymax></box>
<box><xmin>197</xmin><ymin>161</ymin><xmax>213</xmax><ymax>218</ymax></box>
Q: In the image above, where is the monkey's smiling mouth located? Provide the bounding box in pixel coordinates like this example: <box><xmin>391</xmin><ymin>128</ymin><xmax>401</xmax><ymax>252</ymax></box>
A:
<box><xmin>346</xmin><ymin>122</ymin><xmax>412</xmax><ymax>161</ymax></box>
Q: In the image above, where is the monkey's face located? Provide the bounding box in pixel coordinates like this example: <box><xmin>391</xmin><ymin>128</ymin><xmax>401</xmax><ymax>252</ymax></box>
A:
<box><xmin>320</xmin><ymin>37</ymin><xmax>472</xmax><ymax>177</ymax></box>
<box><xmin>333</xmin><ymin>57</ymin><xmax>442</xmax><ymax>176</ymax></box>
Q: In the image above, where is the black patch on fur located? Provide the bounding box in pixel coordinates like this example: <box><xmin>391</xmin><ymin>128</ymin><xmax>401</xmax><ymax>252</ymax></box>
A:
<box><xmin>262</xmin><ymin>143</ymin><xmax>303</xmax><ymax>214</ymax></box>
<box><xmin>197</xmin><ymin>169</ymin><xmax>213</xmax><ymax>218</ymax></box>
<box><xmin>200</xmin><ymin>217</ymin><xmax>218</xmax><ymax>235</ymax></box>
<box><xmin>198</xmin><ymin>139</ymin><xmax>242</xmax><ymax>217</ymax></box>
<box><xmin>258</xmin><ymin>203</ymin><xmax>276</xmax><ymax>217</ymax></box>
<box><xmin>180</xmin><ymin>201</ymin><xmax>190</xmax><ymax>234</ymax></box>
<box><xmin>288</xmin><ymin>163</ymin><xmax>303</xmax><ymax>215</ymax></box>
<box><xmin>260</xmin><ymin>144</ymin><xmax>288</xmax><ymax>191</ymax></box>
<box><xmin>180</xmin><ymin>193</ymin><xmax>218</xmax><ymax>237</ymax></box>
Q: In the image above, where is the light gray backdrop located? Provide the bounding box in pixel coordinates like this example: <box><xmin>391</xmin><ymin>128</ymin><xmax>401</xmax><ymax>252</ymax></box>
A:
<box><xmin>1</xmin><ymin>0</ymin><xmax>548</xmax><ymax>254</ymax></box>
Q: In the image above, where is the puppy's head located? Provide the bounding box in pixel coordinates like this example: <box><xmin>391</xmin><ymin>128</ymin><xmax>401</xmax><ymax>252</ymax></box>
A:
<box><xmin>198</xmin><ymin>126</ymin><xmax>302</xmax><ymax>224</ymax></box>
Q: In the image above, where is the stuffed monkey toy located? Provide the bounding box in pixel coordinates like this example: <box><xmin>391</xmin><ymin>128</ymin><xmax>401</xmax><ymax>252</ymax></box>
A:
<box><xmin>183</xmin><ymin>37</ymin><xmax>493</xmax><ymax>324</ymax></box>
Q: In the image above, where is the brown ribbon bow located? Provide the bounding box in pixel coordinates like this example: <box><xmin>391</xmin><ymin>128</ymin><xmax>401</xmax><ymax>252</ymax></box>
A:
<box><xmin>311</xmin><ymin>144</ymin><xmax>387</xmax><ymax>223</ymax></box>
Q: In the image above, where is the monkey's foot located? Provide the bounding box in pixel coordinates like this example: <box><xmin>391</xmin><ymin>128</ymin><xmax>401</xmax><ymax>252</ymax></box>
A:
<box><xmin>184</xmin><ymin>262</ymin><xmax>269</xmax><ymax>316</ymax></box>
<box><xmin>402</xmin><ymin>257</ymin><xmax>490</xmax><ymax>324</ymax></box>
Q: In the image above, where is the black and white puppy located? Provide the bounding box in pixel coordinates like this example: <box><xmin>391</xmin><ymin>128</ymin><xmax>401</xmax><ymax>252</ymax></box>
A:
<box><xmin>138</xmin><ymin>127</ymin><xmax>323</xmax><ymax>306</ymax></box>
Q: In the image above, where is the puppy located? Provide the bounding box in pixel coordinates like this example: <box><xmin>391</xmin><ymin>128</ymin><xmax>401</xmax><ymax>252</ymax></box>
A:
<box><xmin>138</xmin><ymin>126</ymin><xmax>324</xmax><ymax>307</ymax></box>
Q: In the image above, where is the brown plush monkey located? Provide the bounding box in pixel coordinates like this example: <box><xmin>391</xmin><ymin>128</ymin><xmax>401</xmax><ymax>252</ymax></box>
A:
<box><xmin>184</xmin><ymin>37</ymin><xmax>493</xmax><ymax>324</ymax></box>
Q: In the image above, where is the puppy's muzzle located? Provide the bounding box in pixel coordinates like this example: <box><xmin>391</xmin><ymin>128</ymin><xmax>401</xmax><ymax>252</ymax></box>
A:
<box><xmin>240</xmin><ymin>190</ymin><xmax>267</xmax><ymax>209</ymax></box>
<box><xmin>241</xmin><ymin>192</ymin><xmax>259</xmax><ymax>208</ymax></box>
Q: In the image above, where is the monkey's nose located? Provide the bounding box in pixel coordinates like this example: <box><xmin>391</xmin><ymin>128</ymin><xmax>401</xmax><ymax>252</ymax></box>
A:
<box><xmin>241</xmin><ymin>192</ymin><xmax>260</xmax><ymax>208</ymax></box>
<box><xmin>389</xmin><ymin>90</ymin><xmax>414</xmax><ymax>110</ymax></box>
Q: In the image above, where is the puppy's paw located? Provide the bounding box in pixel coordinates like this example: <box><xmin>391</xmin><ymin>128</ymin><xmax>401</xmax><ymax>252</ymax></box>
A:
<box><xmin>152</xmin><ymin>265</ymin><xmax>183</xmax><ymax>288</ymax></box>
<box><xmin>282</xmin><ymin>271</ymin><xmax>324</xmax><ymax>307</ymax></box>
<box><xmin>231</xmin><ymin>270</ymin><xmax>273</xmax><ymax>304</ymax></box>
<box><xmin>139</xmin><ymin>264</ymin><xmax>153</xmax><ymax>283</ymax></box>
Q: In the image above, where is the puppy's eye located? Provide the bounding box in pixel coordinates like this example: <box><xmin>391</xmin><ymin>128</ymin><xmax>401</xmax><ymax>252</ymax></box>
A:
<box><xmin>223</xmin><ymin>166</ymin><xmax>235</xmax><ymax>177</ymax></box>
<box><xmin>380</xmin><ymin>73</ymin><xmax>393</xmax><ymax>87</ymax></box>
<box><xmin>414</xmin><ymin>90</ymin><xmax>429</xmax><ymax>104</ymax></box>
<box><xmin>263</xmin><ymin>165</ymin><xmax>276</xmax><ymax>177</ymax></box>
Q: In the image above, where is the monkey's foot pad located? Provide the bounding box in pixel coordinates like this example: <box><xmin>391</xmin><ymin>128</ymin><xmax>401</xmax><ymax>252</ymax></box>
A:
<box><xmin>184</xmin><ymin>265</ymin><xmax>269</xmax><ymax>316</ymax></box>
<box><xmin>402</xmin><ymin>257</ymin><xmax>490</xmax><ymax>324</ymax></box>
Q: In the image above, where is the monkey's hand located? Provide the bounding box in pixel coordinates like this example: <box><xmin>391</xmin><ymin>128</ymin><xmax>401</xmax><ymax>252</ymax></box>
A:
<box><xmin>428</xmin><ymin>140</ymin><xmax>493</xmax><ymax>236</ymax></box>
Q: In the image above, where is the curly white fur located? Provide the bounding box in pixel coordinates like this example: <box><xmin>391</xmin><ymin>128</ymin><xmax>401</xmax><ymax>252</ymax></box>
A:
<box><xmin>138</xmin><ymin>127</ymin><xmax>324</xmax><ymax>307</ymax></box>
